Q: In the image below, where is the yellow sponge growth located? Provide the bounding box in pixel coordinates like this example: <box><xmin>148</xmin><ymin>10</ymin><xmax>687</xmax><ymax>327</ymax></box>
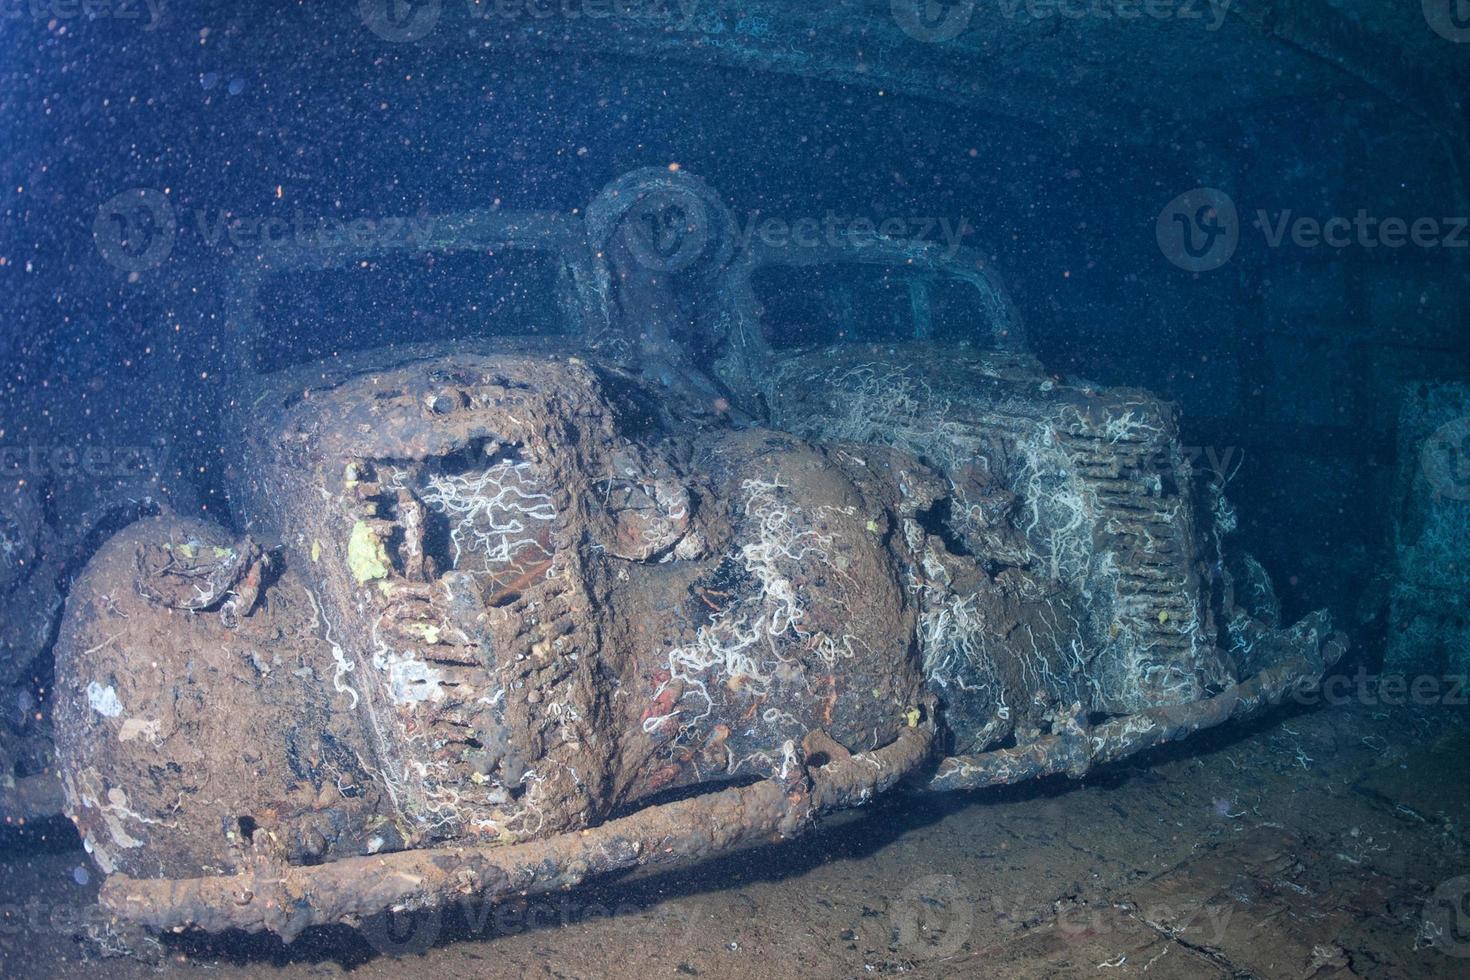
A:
<box><xmin>347</xmin><ymin>521</ymin><xmax>390</xmax><ymax>585</ymax></box>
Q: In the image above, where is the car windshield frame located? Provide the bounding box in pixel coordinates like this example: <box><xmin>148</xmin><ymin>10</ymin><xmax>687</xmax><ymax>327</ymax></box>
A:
<box><xmin>718</xmin><ymin>236</ymin><xmax>1029</xmax><ymax>360</ymax></box>
<box><xmin>223</xmin><ymin>208</ymin><xmax>604</xmax><ymax>378</ymax></box>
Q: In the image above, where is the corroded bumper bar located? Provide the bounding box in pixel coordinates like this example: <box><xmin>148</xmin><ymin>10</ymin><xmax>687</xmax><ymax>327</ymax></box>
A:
<box><xmin>21</xmin><ymin>628</ymin><xmax>1347</xmax><ymax>948</ymax></box>
<box><xmin>921</xmin><ymin>632</ymin><xmax>1349</xmax><ymax>794</ymax></box>
<box><xmin>99</xmin><ymin>726</ymin><xmax>933</xmax><ymax>942</ymax></box>
<box><xmin>21</xmin><ymin>629</ymin><xmax>1347</xmax><ymax>947</ymax></box>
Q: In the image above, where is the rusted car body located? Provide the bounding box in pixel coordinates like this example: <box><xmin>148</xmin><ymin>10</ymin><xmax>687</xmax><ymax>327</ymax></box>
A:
<box><xmin>0</xmin><ymin>452</ymin><xmax>189</xmax><ymax>825</ymax></box>
<box><xmin>47</xmin><ymin>171</ymin><xmax>1343</xmax><ymax>947</ymax></box>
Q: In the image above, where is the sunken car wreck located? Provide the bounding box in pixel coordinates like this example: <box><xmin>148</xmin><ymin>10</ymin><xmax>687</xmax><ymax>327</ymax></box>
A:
<box><xmin>47</xmin><ymin>172</ymin><xmax>1344</xmax><ymax>948</ymax></box>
